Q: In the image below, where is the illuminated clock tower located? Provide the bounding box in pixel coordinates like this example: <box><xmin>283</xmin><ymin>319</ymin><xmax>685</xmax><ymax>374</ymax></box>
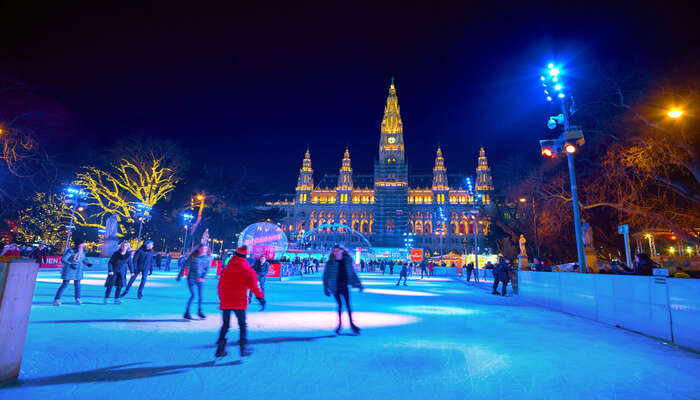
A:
<box><xmin>373</xmin><ymin>79</ymin><xmax>409</xmax><ymax>247</ymax></box>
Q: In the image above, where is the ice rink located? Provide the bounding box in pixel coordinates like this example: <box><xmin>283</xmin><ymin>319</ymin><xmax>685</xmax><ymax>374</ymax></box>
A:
<box><xmin>3</xmin><ymin>270</ymin><xmax>699</xmax><ymax>400</ymax></box>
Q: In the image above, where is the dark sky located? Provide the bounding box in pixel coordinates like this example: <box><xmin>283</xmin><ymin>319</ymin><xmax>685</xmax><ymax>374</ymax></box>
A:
<box><xmin>1</xmin><ymin>1</ymin><xmax>697</xmax><ymax>192</ymax></box>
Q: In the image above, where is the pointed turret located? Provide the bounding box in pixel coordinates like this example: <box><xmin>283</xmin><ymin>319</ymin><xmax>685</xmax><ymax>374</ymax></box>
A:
<box><xmin>337</xmin><ymin>147</ymin><xmax>353</xmax><ymax>203</ymax></box>
<box><xmin>295</xmin><ymin>148</ymin><xmax>314</xmax><ymax>204</ymax></box>
<box><xmin>476</xmin><ymin>147</ymin><xmax>494</xmax><ymax>204</ymax></box>
<box><xmin>432</xmin><ymin>147</ymin><xmax>449</xmax><ymax>203</ymax></box>
<box><xmin>378</xmin><ymin>79</ymin><xmax>406</xmax><ymax>164</ymax></box>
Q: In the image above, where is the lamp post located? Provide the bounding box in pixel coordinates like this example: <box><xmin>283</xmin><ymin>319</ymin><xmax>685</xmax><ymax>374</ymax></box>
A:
<box><xmin>182</xmin><ymin>212</ymin><xmax>194</xmax><ymax>254</ymax></box>
<box><xmin>63</xmin><ymin>187</ymin><xmax>88</xmax><ymax>252</ymax></box>
<box><xmin>133</xmin><ymin>203</ymin><xmax>152</xmax><ymax>249</ymax></box>
<box><xmin>519</xmin><ymin>197</ymin><xmax>539</xmax><ymax>258</ymax></box>
<box><xmin>539</xmin><ymin>62</ymin><xmax>587</xmax><ymax>272</ymax></box>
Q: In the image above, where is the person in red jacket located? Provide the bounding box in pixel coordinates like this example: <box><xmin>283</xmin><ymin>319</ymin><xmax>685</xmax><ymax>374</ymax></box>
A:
<box><xmin>216</xmin><ymin>245</ymin><xmax>266</xmax><ymax>358</ymax></box>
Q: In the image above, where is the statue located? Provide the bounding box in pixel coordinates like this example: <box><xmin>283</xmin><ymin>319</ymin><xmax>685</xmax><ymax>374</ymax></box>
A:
<box><xmin>582</xmin><ymin>221</ymin><xmax>593</xmax><ymax>248</ymax></box>
<box><xmin>105</xmin><ymin>213</ymin><xmax>119</xmax><ymax>239</ymax></box>
<box><xmin>518</xmin><ymin>234</ymin><xmax>527</xmax><ymax>257</ymax></box>
<box><xmin>201</xmin><ymin>228</ymin><xmax>210</xmax><ymax>245</ymax></box>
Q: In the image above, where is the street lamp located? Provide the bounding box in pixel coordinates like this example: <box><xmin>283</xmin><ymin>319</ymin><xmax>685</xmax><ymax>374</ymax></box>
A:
<box><xmin>518</xmin><ymin>197</ymin><xmax>539</xmax><ymax>258</ymax></box>
<box><xmin>63</xmin><ymin>187</ymin><xmax>88</xmax><ymax>251</ymax></box>
<box><xmin>668</xmin><ymin>109</ymin><xmax>683</xmax><ymax>118</ymax></box>
<box><xmin>133</xmin><ymin>202</ymin><xmax>152</xmax><ymax>248</ymax></box>
<box><xmin>182</xmin><ymin>212</ymin><xmax>194</xmax><ymax>254</ymax></box>
<box><xmin>538</xmin><ymin>62</ymin><xmax>587</xmax><ymax>272</ymax></box>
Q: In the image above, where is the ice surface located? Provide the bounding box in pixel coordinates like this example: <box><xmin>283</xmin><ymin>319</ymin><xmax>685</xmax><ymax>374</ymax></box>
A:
<box><xmin>2</xmin><ymin>271</ymin><xmax>699</xmax><ymax>400</ymax></box>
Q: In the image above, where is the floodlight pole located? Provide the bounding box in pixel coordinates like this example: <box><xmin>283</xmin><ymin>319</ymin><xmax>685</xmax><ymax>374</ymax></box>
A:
<box><xmin>64</xmin><ymin>204</ymin><xmax>77</xmax><ymax>252</ymax></box>
<box><xmin>560</xmin><ymin>97</ymin><xmax>587</xmax><ymax>273</ymax></box>
<box><xmin>136</xmin><ymin>218</ymin><xmax>144</xmax><ymax>249</ymax></box>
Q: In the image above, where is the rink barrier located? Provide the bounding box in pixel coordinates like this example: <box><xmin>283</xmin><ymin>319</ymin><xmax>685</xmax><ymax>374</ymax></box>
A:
<box><xmin>517</xmin><ymin>271</ymin><xmax>700</xmax><ymax>351</ymax></box>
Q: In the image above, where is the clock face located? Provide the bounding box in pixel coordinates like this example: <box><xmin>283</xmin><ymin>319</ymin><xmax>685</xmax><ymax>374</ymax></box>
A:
<box><xmin>388</xmin><ymin>137</ymin><xmax>396</xmax><ymax>144</ymax></box>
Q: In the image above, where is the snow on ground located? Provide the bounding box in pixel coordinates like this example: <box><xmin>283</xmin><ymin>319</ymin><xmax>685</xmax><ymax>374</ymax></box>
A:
<box><xmin>2</xmin><ymin>270</ymin><xmax>699</xmax><ymax>400</ymax></box>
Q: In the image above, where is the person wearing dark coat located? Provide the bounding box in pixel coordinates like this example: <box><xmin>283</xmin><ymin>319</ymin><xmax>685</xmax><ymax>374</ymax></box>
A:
<box><xmin>249</xmin><ymin>256</ymin><xmax>270</xmax><ymax>304</ymax></box>
<box><xmin>155</xmin><ymin>252</ymin><xmax>163</xmax><ymax>271</ymax></box>
<box><xmin>216</xmin><ymin>245</ymin><xmax>265</xmax><ymax>358</ymax></box>
<box><xmin>178</xmin><ymin>243</ymin><xmax>211</xmax><ymax>319</ymax></box>
<box><xmin>632</xmin><ymin>253</ymin><xmax>656</xmax><ymax>276</ymax></box>
<box><xmin>54</xmin><ymin>239</ymin><xmax>92</xmax><ymax>306</ymax></box>
<box><xmin>30</xmin><ymin>244</ymin><xmax>48</xmax><ymax>265</ymax></box>
<box><xmin>122</xmin><ymin>241</ymin><xmax>155</xmax><ymax>299</ymax></box>
<box><xmin>465</xmin><ymin>262</ymin><xmax>476</xmax><ymax>282</ymax></box>
<box><xmin>323</xmin><ymin>244</ymin><xmax>363</xmax><ymax>335</ymax></box>
<box><xmin>396</xmin><ymin>263</ymin><xmax>408</xmax><ymax>286</ymax></box>
<box><xmin>492</xmin><ymin>258</ymin><xmax>511</xmax><ymax>296</ymax></box>
<box><xmin>164</xmin><ymin>253</ymin><xmax>172</xmax><ymax>271</ymax></box>
<box><xmin>104</xmin><ymin>242</ymin><xmax>132</xmax><ymax>304</ymax></box>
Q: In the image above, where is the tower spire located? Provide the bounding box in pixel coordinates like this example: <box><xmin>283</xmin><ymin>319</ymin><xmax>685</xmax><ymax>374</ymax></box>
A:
<box><xmin>378</xmin><ymin>79</ymin><xmax>405</xmax><ymax>164</ymax></box>
<box><xmin>296</xmin><ymin>149</ymin><xmax>313</xmax><ymax>203</ymax></box>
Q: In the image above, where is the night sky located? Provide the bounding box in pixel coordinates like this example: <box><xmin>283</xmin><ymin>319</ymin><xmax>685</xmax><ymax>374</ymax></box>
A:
<box><xmin>1</xmin><ymin>2</ymin><xmax>697</xmax><ymax>192</ymax></box>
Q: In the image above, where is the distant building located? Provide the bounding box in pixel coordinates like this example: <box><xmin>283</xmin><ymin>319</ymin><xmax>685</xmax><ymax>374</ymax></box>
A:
<box><xmin>268</xmin><ymin>81</ymin><xmax>494</xmax><ymax>254</ymax></box>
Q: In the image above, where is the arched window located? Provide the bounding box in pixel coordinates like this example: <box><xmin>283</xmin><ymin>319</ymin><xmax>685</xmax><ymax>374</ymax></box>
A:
<box><xmin>424</xmin><ymin>221</ymin><xmax>433</xmax><ymax>234</ymax></box>
<box><xmin>415</xmin><ymin>221</ymin><xmax>423</xmax><ymax>233</ymax></box>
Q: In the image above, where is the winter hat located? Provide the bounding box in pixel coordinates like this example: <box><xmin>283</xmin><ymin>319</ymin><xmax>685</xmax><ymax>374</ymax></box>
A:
<box><xmin>145</xmin><ymin>240</ymin><xmax>154</xmax><ymax>246</ymax></box>
<box><xmin>235</xmin><ymin>245</ymin><xmax>248</xmax><ymax>257</ymax></box>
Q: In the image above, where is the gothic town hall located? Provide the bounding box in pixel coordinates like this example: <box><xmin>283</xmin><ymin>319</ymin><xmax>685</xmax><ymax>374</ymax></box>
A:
<box><xmin>269</xmin><ymin>81</ymin><xmax>494</xmax><ymax>254</ymax></box>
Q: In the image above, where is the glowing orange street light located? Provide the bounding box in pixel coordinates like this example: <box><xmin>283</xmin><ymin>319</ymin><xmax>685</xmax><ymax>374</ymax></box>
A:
<box><xmin>668</xmin><ymin>109</ymin><xmax>683</xmax><ymax>118</ymax></box>
<box><xmin>519</xmin><ymin>197</ymin><xmax>527</xmax><ymax>203</ymax></box>
<box><xmin>565</xmin><ymin>144</ymin><xmax>576</xmax><ymax>154</ymax></box>
<box><xmin>541</xmin><ymin>148</ymin><xmax>553</xmax><ymax>157</ymax></box>
<box><xmin>196</xmin><ymin>194</ymin><xmax>205</xmax><ymax>201</ymax></box>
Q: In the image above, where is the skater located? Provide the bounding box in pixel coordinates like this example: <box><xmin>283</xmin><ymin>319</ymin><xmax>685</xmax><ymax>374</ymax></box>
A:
<box><xmin>492</xmin><ymin>257</ymin><xmax>511</xmax><ymax>296</ymax></box>
<box><xmin>360</xmin><ymin>259</ymin><xmax>365</xmax><ymax>272</ymax></box>
<box><xmin>30</xmin><ymin>244</ymin><xmax>48</xmax><ymax>265</ymax></box>
<box><xmin>314</xmin><ymin>258</ymin><xmax>319</xmax><ymax>273</ymax></box>
<box><xmin>389</xmin><ymin>262</ymin><xmax>394</xmax><ymax>275</ymax></box>
<box><xmin>323</xmin><ymin>244</ymin><xmax>363</xmax><ymax>335</ymax></box>
<box><xmin>396</xmin><ymin>263</ymin><xmax>408</xmax><ymax>286</ymax></box>
<box><xmin>155</xmin><ymin>252</ymin><xmax>163</xmax><ymax>271</ymax></box>
<box><xmin>122</xmin><ymin>240</ymin><xmax>155</xmax><ymax>299</ymax></box>
<box><xmin>54</xmin><ymin>239</ymin><xmax>93</xmax><ymax>306</ymax></box>
<box><xmin>178</xmin><ymin>243</ymin><xmax>211</xmax><ymax>319</ymax></box>
<box><xmin>420</xmin><ymin>261</ymin><xmax>428</xmax><ymax>279</ymax></box>
<box><xmin>465</xmin><ymin>262</ymin><xmax>475</xmax><ymax>282</ymax></box>
<box><xmin>249</xmin><ymin>255</ymin><xmax>269</xmax><ymax>304</ymax></box>
<box><xmin>216</xmin><ymin>245</ymin><xmax>266</xmax><ymax>358</ymax></box>
<box><xmin>164</xmin><ymin>253</ymin><xmax>172</xmax><ymax>271</ymax></box>
<box><xmin>104</xmin><ymin>241</ymin><xmax>132</xmax><ymax>304</ymax></box>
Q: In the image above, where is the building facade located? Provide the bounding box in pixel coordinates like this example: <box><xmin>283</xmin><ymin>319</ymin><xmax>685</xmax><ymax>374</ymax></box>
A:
<box><xmin>269</xmin><ymin>81</ymin><xmax>494</xmax><ymax>254</ymax></box>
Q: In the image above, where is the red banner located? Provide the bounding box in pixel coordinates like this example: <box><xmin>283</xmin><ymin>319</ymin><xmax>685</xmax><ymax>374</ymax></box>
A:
<box><xmin>40</xmin><ymin>255</ymin><xmax>63</xmax><ymax>268</ymax></box>
<box><xmin>410</xmin><ymin>249</ymin><xmax>424</xmax><ymax>262</ymax></box>
<box><xmin>267</xmin><ymin>263</ymin><xmax>281</xmax><ymax>278</ymax></box>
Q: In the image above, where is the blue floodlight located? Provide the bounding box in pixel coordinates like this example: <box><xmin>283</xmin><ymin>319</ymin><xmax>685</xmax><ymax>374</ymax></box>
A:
<box><xmin>548</xmin><ymin>67</ymin><xmax>560</xmax><ymax>77</ymax></box>
<box><xmin>546</xmin><ymin>96</ymin><xmax>552</xmax><ymax>102</ymax></box>
<box><xmin>552</xmin><ymin>76</ymin><xmax>558</xmax><ymax>82</ymax></box>
<box><xmin>540</xmin><ymin>76</ymin><xmax>545</xmax><ymax>81</ymax></box>
<box><xmin>547</xmin><ymin>63</ymin><xmax>554</xmax><ymax>69</ymax></box>
<box><xmin>554</xmin><ymin>84</ymin><xmax>562</xmax><ymax>91</ymax></box>
<box><xmin>558</xmin><ymin>93</ymin><xmax>565</xmax><ymax>99</ymax></box>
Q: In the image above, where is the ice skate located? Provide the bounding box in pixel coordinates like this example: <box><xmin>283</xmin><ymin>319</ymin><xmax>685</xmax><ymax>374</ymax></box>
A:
<box><xmin>53</xmin><ymin>299</ymin><xmax>61</xmax><ymax>306</ymax></box>
<box><xmin>114</xmin><ymin>299</ymin><xmax>121</xmax><ymax>305</ymax></box>
<box><xmin>215</xmin><ymin>339</ymin><xmax>228</xmax><ymax>358</ymax></box>
<box><xmin>351</xmin><ymin>324</ymin><xmax>361</xmax><ymax>335</ymax></box>
<box><xmin>75</xmin><ymin>298</ymin><xmax>82</xmax><ymax>305</ymax></box>
<box><xmin>239</xmin><ymin>344</ymin><xmax>253</xmax><ymax>357</ymax></box>
<box><xmin>183</xmin><ymin>311</ymin><xmax>193</xmax><ymax>320</ymax></box>
<box><xmin>198</xmin><ymin>310</ymin><xmax>206</xmax><ymax>319</ymax></box>
<box><xmin>103</xmin><ymin>298</ymin><xmax>108</xmax><ymax>305</ymax></box>
<box><xmin>334</xmin><ymin>324</ymin><xmax>341</xmax><ymax>334</ymax></box>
